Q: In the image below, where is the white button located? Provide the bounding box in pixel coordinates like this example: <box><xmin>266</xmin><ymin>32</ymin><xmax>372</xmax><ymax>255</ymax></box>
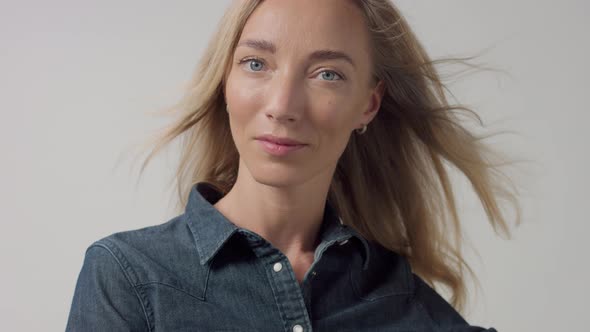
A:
<box><xmin>273</xmin><ymin>262</ymin><xmax>283</xmax><ymax>272</ymax></box>
<box><xmin>339</xmin><ymin>239</ymin><xmax>349</xmax><ymax>245</ymax></box>
<box><xmin>292</xmin><ymin>324</ymin><xmax>303</xmax><ymax>332</ymax></box>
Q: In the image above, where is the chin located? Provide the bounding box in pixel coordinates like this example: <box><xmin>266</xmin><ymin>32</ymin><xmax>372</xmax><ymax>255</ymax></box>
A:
<box><xmin>251</xmin><ymin>167</ymin><xmax>307</xmax><ymax>188</ymax></box>
<box><xmin>242</xmin><ymin>157</ymin><xmax>309</xmax><ymax>188</ymax></box>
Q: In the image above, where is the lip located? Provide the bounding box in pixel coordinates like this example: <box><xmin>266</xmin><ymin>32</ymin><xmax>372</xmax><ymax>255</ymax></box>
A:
<box><xmin>254</xmin><ymin>134</ymin><xmax>306</xmax><ymax>146</ymax></box>
<box><xmin>257</xmin><ymin>140</ymin><xmax>306</xmax><ymax>156</ymax></box>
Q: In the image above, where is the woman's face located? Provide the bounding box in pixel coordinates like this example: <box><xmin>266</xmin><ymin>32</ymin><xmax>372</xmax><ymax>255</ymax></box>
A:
<box><xmin>224</xmin><ymin>0</ymin><xmax>384</xmax><ymax>187</ymax></box>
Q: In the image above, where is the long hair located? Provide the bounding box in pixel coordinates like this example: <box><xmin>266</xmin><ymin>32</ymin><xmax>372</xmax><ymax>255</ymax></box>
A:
<box><xmin>134</xmin><ymin>0</ymin><xmax>523</xmax><ymax>313</ymax></box>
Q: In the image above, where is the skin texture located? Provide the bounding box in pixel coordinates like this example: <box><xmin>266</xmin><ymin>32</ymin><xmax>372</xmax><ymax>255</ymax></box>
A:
<box><xmin>214</xmin><ymin>0</ymin><xmax>385</xmax><ymax>284</ymax></box>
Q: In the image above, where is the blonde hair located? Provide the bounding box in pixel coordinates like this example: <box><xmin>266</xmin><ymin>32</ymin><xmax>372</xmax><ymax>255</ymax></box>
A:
<box><xmin>135</xmin><ymin>0</ymin><xmax>523</xmax><ymax>314</ymax></box>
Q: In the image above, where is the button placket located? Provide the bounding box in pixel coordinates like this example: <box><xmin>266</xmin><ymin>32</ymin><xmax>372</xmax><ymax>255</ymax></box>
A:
<box><xmin>242</xmin><ymin>232</ymin><xmax>312</xmax><ymax>330</ymax></box>
<box><xmin>265</xmin><ymin>256</ymin><xmax>311</xmax><ymax>331</ymax></box>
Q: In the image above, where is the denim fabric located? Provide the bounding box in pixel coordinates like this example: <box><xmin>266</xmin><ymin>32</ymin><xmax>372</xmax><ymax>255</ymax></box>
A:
<box><xmin>66</xmin><ymin>182</ymin><xmax>498</xmax><ymax>332</ymax></box>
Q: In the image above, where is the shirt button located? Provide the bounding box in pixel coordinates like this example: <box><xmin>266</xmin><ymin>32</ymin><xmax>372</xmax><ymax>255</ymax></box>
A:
<box><xmin>273</xmin><ymin>262</ymin><xmax>283</xmax><ymax>272</ymax></box>
<box><xmin>292</xmin><ymin>324</ymin><xmax>304</xmax><ymax>332</ymax></box>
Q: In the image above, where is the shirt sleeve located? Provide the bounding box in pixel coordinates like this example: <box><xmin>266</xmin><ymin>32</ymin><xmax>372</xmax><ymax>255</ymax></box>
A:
<box><xmin>412</xmin><ymin>273</ymin><xmax>498</xmax><ymax>332</ymax></box>
<box><xmin>65</xmin><ymin>243</ymin><xmax>150</xmax><ymax>331</ymax></box>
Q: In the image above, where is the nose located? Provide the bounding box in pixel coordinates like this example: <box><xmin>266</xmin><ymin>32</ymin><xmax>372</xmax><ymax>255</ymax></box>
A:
<box><xmin>263</xmin><ymin>71</ymin><xmax>305</xmax><ymax>125</ymax></box>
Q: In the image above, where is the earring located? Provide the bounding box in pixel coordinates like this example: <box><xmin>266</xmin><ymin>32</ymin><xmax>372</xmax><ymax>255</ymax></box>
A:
<box><xmin>356</xmin><ymin>124</ymin><xmax>367</xmax><ymax>134</ymax></box>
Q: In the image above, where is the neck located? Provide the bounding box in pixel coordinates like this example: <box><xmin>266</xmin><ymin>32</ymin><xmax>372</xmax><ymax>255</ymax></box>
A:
<box><xmin>213</xmin><ymin>158</ymin><xmax>335</xmax><ymax>257</ymax></box>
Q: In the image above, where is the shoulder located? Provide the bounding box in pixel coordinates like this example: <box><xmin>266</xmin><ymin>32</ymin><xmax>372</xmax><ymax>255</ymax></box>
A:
<box><xmin>67</xmin><ymin>216</ymin><xmax>191</xmax><ymax>331</ymax></box>
<box><xmin>410</xmin><ymin>274</ymin><xmax>467</xmax><ymax>326</ymax></box>
<box><xmin>93</xmin><ymin>214</ymin><xmax>187</xmax><ymax>249</ymax></box>
<box><xmin>83</xmin><ymin>214</ymin><xmax>203</xmax><ymax>287</ymax></box>
<box><xmin>368</xmin><ymin>243</ymin><xmax>497</xmax><ymax>331</ymax></box>
<box><xmin>410</xmin><ymin>269</ymin><xmax>498</xmax><ymax>331</ymax></box>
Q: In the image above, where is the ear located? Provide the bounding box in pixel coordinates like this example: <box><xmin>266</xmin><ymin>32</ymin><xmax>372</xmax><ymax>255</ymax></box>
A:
<box><xmin>361</xmin><ymin>80</ymin><xmax>386</xmax><ymax>125</ymax></box>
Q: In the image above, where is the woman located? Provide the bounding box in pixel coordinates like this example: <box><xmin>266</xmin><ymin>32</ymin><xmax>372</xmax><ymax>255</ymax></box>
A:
<box><xmin>66</xmin><ymin>0</ymin><xmax>519</xmax><ymax>331</ymax></box>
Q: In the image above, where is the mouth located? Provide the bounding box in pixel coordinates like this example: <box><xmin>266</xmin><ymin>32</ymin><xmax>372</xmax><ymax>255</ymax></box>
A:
<box><xmin>254</xmin><ymin>134</ymin><xmax>307</xmax><ymax>146</ymax></box>
<box><xmin>256</xmin><ymin>139</ymin><xmax>307</xmax><ymax>156</ymax></box>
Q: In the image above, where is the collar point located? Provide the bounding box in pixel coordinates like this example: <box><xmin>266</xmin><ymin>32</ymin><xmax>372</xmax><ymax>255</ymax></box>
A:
<box><xmin>198</xmin><ymin>255</ymin><xmax>211</xmax><ymax>266</ymax></box>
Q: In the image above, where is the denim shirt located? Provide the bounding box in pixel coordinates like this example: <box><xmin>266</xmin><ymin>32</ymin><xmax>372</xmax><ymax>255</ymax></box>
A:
<box><xmin>66</xmin><ymin>182</ymin><xmax>497</xmax><ymax>332</ymax></box>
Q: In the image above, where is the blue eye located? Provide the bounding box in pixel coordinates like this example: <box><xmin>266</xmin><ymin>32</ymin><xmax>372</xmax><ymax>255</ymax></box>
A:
<box><xmin>248</xmin><ymin>59</ymin><xmax>264</xmax><ymax>71</ymax></box>
<box><xmin>238</xmin><ymin>57</ymin><xmax>344</xmax><ymax>82</ymax></box>
<box><xmin>319</xmin><ymin>71</ymin><xmax>342</xmax><ymax>81</ymax></box>
<box><xmin>239</xmin><ymin>58</ymin><xmax>265</xmax><ymax>72</ymax></box>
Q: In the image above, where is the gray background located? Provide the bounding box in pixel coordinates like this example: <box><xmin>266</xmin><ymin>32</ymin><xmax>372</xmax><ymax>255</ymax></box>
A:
<box><xmin>1</xmin><ymin>0</ymin><xmax>588</xmax><ymax>330</ymax></box>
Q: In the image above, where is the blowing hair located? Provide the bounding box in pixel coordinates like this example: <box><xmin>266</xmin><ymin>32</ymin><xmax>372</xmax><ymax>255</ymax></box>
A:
<box><xmin>134</xmin><ymin>0</ymin><xmax>522</xmax><ymax>314</ymax></box>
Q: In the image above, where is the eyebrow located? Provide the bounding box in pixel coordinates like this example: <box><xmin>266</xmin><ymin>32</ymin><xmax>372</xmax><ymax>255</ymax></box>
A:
<box><xmin>236</xmin><ymin>38</ymin><xmax>356</xmax><ymax>68</ymax></box>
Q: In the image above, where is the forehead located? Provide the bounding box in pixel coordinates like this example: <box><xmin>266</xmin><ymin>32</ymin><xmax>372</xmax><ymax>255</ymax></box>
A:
<box><xmin>238</xmin><ymin>0</ymin><xmax>371</xmax><ymax>62</ymax></box>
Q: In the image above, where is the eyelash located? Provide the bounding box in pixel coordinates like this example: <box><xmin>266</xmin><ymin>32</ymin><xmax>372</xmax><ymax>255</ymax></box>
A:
<box><xmin>237</xmin><ymin>57</ymin><xmax>345</xmax><ymax>81</ymax></box>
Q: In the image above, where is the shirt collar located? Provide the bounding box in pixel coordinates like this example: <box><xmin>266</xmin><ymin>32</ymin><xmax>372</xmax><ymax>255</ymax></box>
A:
<box><xmin>185</xmin><ymin>181</ymin><xmax>371</xmax><ymax>269</ymax></box>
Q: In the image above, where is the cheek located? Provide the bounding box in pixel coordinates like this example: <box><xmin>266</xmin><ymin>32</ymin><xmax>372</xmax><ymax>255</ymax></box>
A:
<box><xmin>312</xmin><ymin>100</ymin><xmax>356</xmax><ymax>139</ymax></box>
<box><xmin>225</xmin><ymin>72</ymin><xmax>264</xmax><ymax>112</ymax></box>
<box><xmin>225</xmin><ymin>73</ymin><xmax>265</xmax><ymax>145</ymax></box>
<box><xmin>310</xmin><ymin>102</ymin><xmax>356</xmax><ymax>161</ymax></box>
